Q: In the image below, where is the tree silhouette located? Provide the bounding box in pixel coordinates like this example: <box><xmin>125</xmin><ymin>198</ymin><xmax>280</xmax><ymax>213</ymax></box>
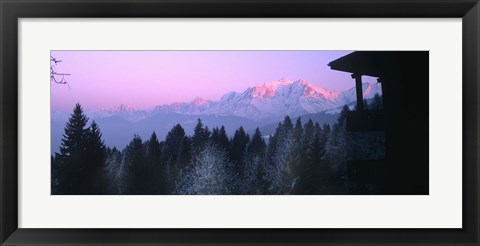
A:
<box><xmin>118</xmin><ymin>135</ymin><xmax>146</xmax><ymax>194</ymax></box>
<box><xmin>191</xmin><ymin>118</ymin><xmax>211</xmax><ymax>152</ymax></box>
<box><xmin>163</xmin><ymin>124</ymin><xmax>190</xmax><ymax>193</ymax></box>
<box><xmin>372</xmin><ymin>93</ymin><xmax>383</xmax><ymax>110</ymax></box>
<box><xmin>230</xmin><ymin>127</ymin><xmax>249</xmax><ymax>166</ymax></box>
<box><xmin>56</xmin><ymin>103</ymin><xmax>90</xmax><ymax>194</ymax></box>
<box><xmin>327</xmin><ymin>105</ymin><xmax>349</xmax><ymax>186</ymax></box>
<box><xmin>84</xmin><ymin>120</ymin><xmax>107</xmax><ymax>194</ymax></box>
<box><xmin>146</xmin><ymin>131</ymin><xmax>162</xmax><ymax>194</ymax></box>
<box><xmin>244</xmin><ymin>128</ymin><xmax>267</xmax><ymax>194</ymax></box>
<box><xmin>211</xmin><ymin>126</ymin><xmax>230</xmax><ymax>150</ymax></box>
<box><xmin>229</xmin><ymin>126</ymin><xmax>250</xmax><ymax>193</ymax></box>
<box><xmin>105</xmin><ymin>147</ymin><xmax>122</xmax><ymax>194</ymax></box>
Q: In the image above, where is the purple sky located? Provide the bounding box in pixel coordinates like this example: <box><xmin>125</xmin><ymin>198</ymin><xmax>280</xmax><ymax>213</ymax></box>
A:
<box><xmin>51</xmin><ymin>50</ymin><xmax>375</xmax><ymax>112</ymax></box>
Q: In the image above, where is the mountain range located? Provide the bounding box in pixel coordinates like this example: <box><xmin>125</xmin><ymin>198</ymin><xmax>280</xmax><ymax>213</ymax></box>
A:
<box><xmin>51</xmin><ymin>78</ymin><xmax>382</xmax><ymax>153</ymax></box>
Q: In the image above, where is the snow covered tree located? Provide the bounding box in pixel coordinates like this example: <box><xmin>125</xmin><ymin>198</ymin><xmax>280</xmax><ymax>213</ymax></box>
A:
<box><xmin>176</xmin><ymin>142</ymin><xmax>230</xmax><ymax>195</ymax></box>
<box><xmin>105</xmin><ymin>147</ymin><xmax>123</xmax><ymax>194</ymax></box>
<box><xmin>265</xmin><ymin>116</ymin><xmax>296</xmax><ymax>194</ymax></box>
<box><xmin>326</xmin><ymin>105</ymin><xmax>349</xmax><ymax>186</ymax></box>
<box><xmin>261</xmin><ymin>129</ymin><xmax>278</xmax><ymax>194</ymax></box>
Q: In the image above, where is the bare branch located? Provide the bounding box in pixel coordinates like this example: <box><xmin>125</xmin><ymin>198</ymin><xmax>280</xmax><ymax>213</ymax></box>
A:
<box><xmin>51</xmin><ymin>55</ymin><xmax>70</xmax><ymax>86</ymax></box>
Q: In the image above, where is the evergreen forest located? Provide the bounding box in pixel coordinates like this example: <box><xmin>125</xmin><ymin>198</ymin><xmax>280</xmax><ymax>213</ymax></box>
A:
<box><xmin>51</xmin><ymin>100</ymin><xmax>382</xmax><ymax>195</ymax></box>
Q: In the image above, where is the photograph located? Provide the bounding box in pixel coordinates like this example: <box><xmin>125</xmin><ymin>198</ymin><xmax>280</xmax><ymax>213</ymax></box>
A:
<box><xmin>2</xmin><ymin>0</ymin><xmax>477</xmax><ymax>244</ymax></box>
<box><xmin>50</xmin><ymin>50</ymin><xmax>428</xmax><ymax>195</ymax></box>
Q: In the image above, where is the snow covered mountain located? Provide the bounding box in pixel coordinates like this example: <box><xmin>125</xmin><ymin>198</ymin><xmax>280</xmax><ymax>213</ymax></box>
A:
<box><xmin>79</xmin><ymin>78</ymin><xmax>382</xmax><ymax>122</ymax></box>
<box><xmin>51</xmin><ymin>78</ymin><xmax>382</xmax><ymax>152</ymax></box>
<box><xmin>149</xmin><ymin>78</ymin><xmax>381</xmax><ymax>121</ymax></box>
<box><xmin>90</xmin><ymin>104</ymin><xmax>150</xmax><ymax>122</ymax></box>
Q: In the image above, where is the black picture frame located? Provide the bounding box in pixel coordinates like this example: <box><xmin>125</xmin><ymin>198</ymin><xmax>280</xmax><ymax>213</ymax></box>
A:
<box><xmin>1</xmin><ymin>0</ymin><xmax>478</xmax><ymax>245</ymax></box>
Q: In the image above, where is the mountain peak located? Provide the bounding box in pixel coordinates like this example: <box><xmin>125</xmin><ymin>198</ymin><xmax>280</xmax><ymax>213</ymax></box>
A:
<box><xmin>192</xmin><ymin>96</ymin><xmax>208</xmax><ymax>106</ymax></box>
<box><xmin>278</xmin><ymin>77</ymin><xmax>293</xmax><ymax>84</ymax></box>
<box><xmin>249</xmin><ymin>78</ymin><xmax>297</xmax><ymax>99</ymax></box>
<box><xmin>124</xmin><ymin>78</ymin><xmax>381</xmax><ymax>122</ymax></box>
<box><xmin>267</xmin><ymin>77</ymin><xmax>293</xmax><ymax>86</ymax></box>
<box><xmin>295</xmin><ymin>79</ymin><xmax>308</xmax><ymax>85</ymax></box>
<box><xmin>111</xmin><ymin>103</ymin><xmax>136</xmax><ymax>112</ymax></box>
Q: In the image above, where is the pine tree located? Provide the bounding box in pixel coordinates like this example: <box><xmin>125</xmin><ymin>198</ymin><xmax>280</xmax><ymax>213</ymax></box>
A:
<box><xmin>282</xmin><ymin>115</ymin><xmax>293</xmax><ymax>130</ymax></box>
<box><xmin>320</xmin><ymin>123</ymin><xmax>331</xmax><ymax>159</ymax></box>
<box><xmin>175</xmin><ymin>136</ymin><xmax>191</xmax><ymax>174</ymax></box>
<box><xmin>337</xmin><ymin>105</ymin><xmax>349</xmax><ymax>126</ymax></box>
<box><xmin>229</xmin><ymin>126</ymin><xmax>250</xmax><ymax>193</ymax></box>
<box><xmin>118</xmin><ymin>134</ymin><xmax>145</xmax><ymax>194</ymax></box>
<box><xmin>293</xmin><ymin>118</ymin><xmax>303</xmax><ymax>143</ymax></box>
<box><xmin>244</xmin><ymin>128</ymin><xmax>267</xmax><ymax>194</ymax></box>
<box><xmin>56</xmin><ymin>103</ymin><xmax>90</xmax><ymax>194</ymax></box>
<box><xmin>191</xmin><ymin>118</ymin><xmax>211</xmax><ymax>152</ymax></box>
<box><xmin>291</xmin><ymin>118</ymin><xmax>305</xmax><ymax>179</ymax></box>
<box><xmin>218</xmin><ymin>126</ymin><xmax>230</xmax><ymax>150</ymax></box>
<box><xmin>211</xmin><ymin>127</ymin><xmax>220</xmax><ymax>144</ymax></box>
<box><xmin>326</xmin><ymin>105</ymin><xmax>349</xmax><ymax>189</ymax></box>
<box><xmin>247</xmin><ymin>128</ymin><xmax>266</xmax><ymax>156</ymax></box>
<box><xmin>266</xmin><ymin>116</ymin><xmax>295</xmax><ymax>194</ymax></box>
<box><xmin>290</xmin><ymin>119</ymin><xmax>313</xmax><ymax>194</ymax></box>
<box><xmin>230</xmin><ymin>126</ymin><xmax>249</xmax><ymax>163</ymax></box>
<box><xmin>303</xmin><ymin>119</ymin><xmax>315</xmax><ymax>144</ymax></box>
<box><xmin>299</xmin><ymin>123</ymin><xmax>333</xmax><ymax>194</ymax></box>
<box><xmin>211</xmin><ymin>126</ymin><xmax>230</xmax><ymax>150</ymax></box>
<box><xmin>105</xmin><ymin>146</ymin><xmax>123</xmax><ymax>194</ymax></box>
<box><xmin>163</xmin><ymin>124</ymin><xmax>190</xmax><ymax>193</ymax></box>
<box><xmin>262</xmin><ymin>129</ymin><xmax>279</xmax><ymax>194</ymax></box>
<box><xmin>146</xmin><ymin>131</ymin><xmax>162</xmax><ymax>194</ymax></box>
<box><xmin>372</xmin><ymin>93</ymin><xmax>383</xmax><ymax>110</ymax></box>
<box><xmin>84</xmin><ymin>120</ymin><xmax>107</xmax><ymax>194</ymax></box>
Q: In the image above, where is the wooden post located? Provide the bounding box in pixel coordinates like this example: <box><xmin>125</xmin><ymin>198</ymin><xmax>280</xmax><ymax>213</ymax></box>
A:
<box><xmin>352</xmin><ymin>74</ymin><xmax>364</xmax><ymax>111</ymax></box>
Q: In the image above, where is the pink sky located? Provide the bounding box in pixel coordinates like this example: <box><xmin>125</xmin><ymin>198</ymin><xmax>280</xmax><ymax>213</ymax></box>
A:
<box><xmin>51</xmin><ymin>50</ymin><xmax>374</xmax><ymax>112</ymax></box>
